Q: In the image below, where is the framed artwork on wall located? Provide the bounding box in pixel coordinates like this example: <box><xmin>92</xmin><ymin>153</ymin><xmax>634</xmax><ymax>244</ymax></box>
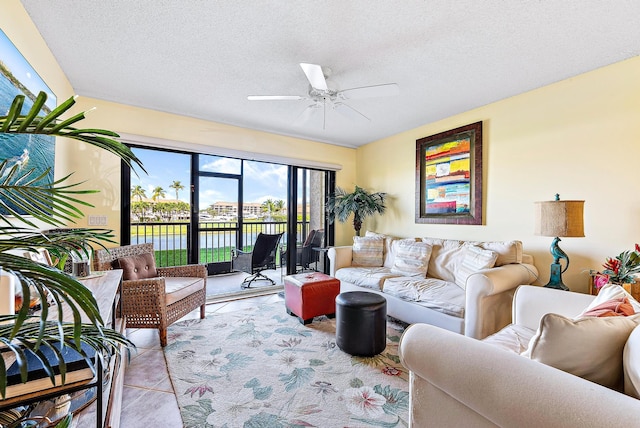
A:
<box><xmin>415</xmin><ymin>121</ymin><xmax>483</xmax><ymax>225</ymax></box>
<box><xmin>0</xmin><ymin>29</ymin><xmax>56</xmax><ymax>215</ymax></box>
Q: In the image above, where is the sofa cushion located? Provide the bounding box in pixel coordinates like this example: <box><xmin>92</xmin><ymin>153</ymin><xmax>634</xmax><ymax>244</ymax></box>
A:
<box><xmin>454</xmin><ymin>245</ymin><xmax>498</xmax><ymax>289</ymax></box>
<box><xmin>115</xmin><ymin>253</ymin><xmax>158</xmax><ymax>280</ymax></box>
<box><xmin>335</xmin><ymin>267</ymin><xmax>401</xmax><ymax>291</ymax></box>
<box><xmin>623</xmin><ymin>325</ymin><xmax>640</xmax><ymax>399</ymax></box>
<box><xmin>390</xmin><ymin>240</ymin><xmax>432</xmax><ymax>277</ymax></box>
<box><xmin>523</xmin><ymin>312</ymin><xmax>640</xmax><ymax>390</ymax></box>
<box><xmin>352</xmin><ymin>236</ymin><xmax>384</xmax><ymax>267</ymax></box>
<box><xmin>482</xmin><ymin>324</ymin><xmax>536</xmax><ymax>354</ymax></box>
<box><xmin>421</xmin><ymin>238</ymin><xmax>464</xmax><ymax>282</ymax></box>
<box><xmin>382</xmin><ymin>276</ymin><xmax>465</xmax><ymax>317</ymax></box>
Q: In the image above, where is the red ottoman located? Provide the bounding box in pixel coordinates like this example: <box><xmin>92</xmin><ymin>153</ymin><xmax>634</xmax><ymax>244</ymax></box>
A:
<box><xmin>284</xmin><ymin>272</ymin><xmax>341</xmax><ymax>324</ymax></box>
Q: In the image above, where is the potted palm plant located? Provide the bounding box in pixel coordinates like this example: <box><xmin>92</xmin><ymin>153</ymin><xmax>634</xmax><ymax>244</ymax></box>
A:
<box><xmin>0</xmin><ymin>91</ymin><xmax>143</xmax><ymax>411</ymax></box>
<box><xmin>327</xmin><ymin>185</ymin><xmax>387</xmax><ymax>236</ymax></box>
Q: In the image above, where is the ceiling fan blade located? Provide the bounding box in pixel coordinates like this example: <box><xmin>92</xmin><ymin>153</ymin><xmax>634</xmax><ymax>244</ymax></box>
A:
<box><xmin>247</xmin><ymin>95</ymin><xmax>305</xmax><ymax>101</ymax></box>
<box><xmin>334</xmin><ymin>102</ymin><xmax>370</xmax><ymax>122</ymax></box>
<box><xmin>293</xmin><ymin>103</ymin><xmax>322</xmax><ymax>128</ymax></box>
<box><xmin>338</xmin><ymin>83</ymin><xmax>399</xmax><ymax>100</ymax></box>
<box><xmin>299</xmin><ymin>63</ymin><xmax>328</xmax><ymax>91</ymax></box>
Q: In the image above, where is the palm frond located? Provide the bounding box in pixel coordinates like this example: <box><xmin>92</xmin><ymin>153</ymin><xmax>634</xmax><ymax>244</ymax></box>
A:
<box><xmin>0</xmin><ymin>320</ymin><xmax>134</xmax><ymax>399</ymax></box>
<box><xmin>0</xmin><ymin>91</ymin><xmax>141</xmax><ymax>399</ymax></box>
<box><xmin>0</xmin><ymin>92</ymin><xmax>145</xmax><ymax>174</ymax></box>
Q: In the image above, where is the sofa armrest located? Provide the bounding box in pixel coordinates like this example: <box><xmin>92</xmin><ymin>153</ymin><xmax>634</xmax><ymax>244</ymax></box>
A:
<box><xmin>464</xmin><ymin>263</ymin><xmax>539</xmax><ymax>339</ymax></box>
<box><xmin>512</xmin><ymin>285</ymin><xmax>596</xmax><ymax>330</ymax></box>
<box><xmin>157</xmin><ymin>264</ymin><xmax>207</xmax><ymax>279</ymax></box>
<box><xmin>327</xmin><ymin>246</ymin><xmax>353</xmax><ymax>276</ymax></box>
<box><xmin>399</xmin><ymin>324</ymin><xmax>640</xmax><ymax>428</ymax></box>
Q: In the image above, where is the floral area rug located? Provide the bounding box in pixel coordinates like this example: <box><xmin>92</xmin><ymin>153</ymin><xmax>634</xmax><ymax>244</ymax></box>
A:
<box><xmin>163</xmin><ymin>302</ymin><xmax>409</xmax><ymax>427</ymax></box>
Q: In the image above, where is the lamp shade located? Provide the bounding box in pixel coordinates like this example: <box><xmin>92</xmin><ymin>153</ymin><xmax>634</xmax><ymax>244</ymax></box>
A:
<box><xmin>535</xmin><ymin>199</ymin><xmax>585</xmax><ymax>237</ymax></box>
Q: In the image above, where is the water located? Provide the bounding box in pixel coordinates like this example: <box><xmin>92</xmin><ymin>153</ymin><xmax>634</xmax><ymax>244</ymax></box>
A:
<box><xmin>0</xmin><ymin>76</ymin><xmax>55</xmax><ymax>215</ymax></box>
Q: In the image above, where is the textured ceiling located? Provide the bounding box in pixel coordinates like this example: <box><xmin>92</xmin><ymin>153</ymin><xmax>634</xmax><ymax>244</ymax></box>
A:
<box><xmin>20</xmin><ymin>0</ymin><xmax>640</xmax><ymax>148</ymax></box>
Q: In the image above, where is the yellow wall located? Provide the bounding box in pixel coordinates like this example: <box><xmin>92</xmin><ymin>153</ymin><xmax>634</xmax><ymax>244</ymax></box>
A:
<box><xmin>357</xmin><ymin>56</ymin><xmax>640</xmax><ymax>292</ymax></box>
<box><xmin>2</xmin><ymin>1</ymin><xmax>357</xmax><ymax>244</ymax></box>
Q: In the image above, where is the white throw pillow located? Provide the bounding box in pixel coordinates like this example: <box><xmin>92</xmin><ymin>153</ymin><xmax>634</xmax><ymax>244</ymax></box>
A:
<box><xmin>351</xmin><ymin>236</ymin><xmax>384</xmax><ymax>267</ymax></box>
<box><xmin>454</xmin><ymin>245</ymin><xmax>498</xmax><ymax>289</ymax></box>
<box><xmin>390</xmin><ymin>240</ymin><xmax>432</xmax><ymax>277</ymax></box>
<box><xmin>623</xmin><ymin>326</ymin><xmax>640</xmax><ymax>399</ymax></box>
<box><xmin>523</xmin><ymin>312</ymin><xmax>640</xmax><ymax>390</ymax></box>
<box><xmin>473</xmin><ymin>240</ymin><xmax>523</xmax><ymax>266</ymax></box>
<box><xmin>578</xmin><ymin>283</ymin><xmax>640</xmax><ymax>317</ymax></box>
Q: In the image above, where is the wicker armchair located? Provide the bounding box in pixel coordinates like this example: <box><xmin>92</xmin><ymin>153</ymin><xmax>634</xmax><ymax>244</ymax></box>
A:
<box><xmin>93</xmin><ymin>243</ymin><xmax>207</xmax><ymax>347</ymax></box>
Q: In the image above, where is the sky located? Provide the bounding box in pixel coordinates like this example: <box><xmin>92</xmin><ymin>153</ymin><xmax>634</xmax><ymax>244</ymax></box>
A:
<box><xmin>131</xmin><ymin>148</ymin><xmax>288</xmax><ymax>209</ymax></box>
<box><xmin>0</xmin><ymin>29</ymin><xmax>57</xmax><ymax>111</ymax></box>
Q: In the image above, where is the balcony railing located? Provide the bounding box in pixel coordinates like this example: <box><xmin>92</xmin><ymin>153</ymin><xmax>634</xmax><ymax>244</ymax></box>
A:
<box><xmin>130</xmin><ymin>220</ymin><xmax>309</xmax><ymax>268</ymax></box>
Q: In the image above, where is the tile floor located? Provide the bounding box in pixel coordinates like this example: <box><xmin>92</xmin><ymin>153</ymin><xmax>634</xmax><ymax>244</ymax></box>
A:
<box><xmin>118</xmin><ymin>286</ymin><xmax>285</xmax><ymax>427</ymax></box>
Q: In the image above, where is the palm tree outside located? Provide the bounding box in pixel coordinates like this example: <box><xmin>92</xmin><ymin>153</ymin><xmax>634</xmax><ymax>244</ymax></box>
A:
<box><xmin>152</xmin><ymin>186</ymin><xmax>166</xmax><ymax>202</ymax></box>
<box><xmin>169</xmin><ymin>180</ymin><xmax>184</xmax><ymax>200</ymax></box>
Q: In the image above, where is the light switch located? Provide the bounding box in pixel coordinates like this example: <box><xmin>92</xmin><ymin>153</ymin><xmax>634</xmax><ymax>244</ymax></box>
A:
<box><xmin>88</xmin><ymin>215</ymin><xmax>108</xmax><ymax>226</ymax></box>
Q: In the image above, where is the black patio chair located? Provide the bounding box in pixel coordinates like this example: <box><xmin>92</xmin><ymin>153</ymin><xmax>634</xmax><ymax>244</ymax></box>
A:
<box><xmin>233</xmin><ymin>232</ymin><xmax>283</xmax><ymax>288</ymax></box>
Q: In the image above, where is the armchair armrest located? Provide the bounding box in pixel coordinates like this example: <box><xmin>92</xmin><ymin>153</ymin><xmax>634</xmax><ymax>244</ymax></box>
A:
<box><xmin>327</xmin><ymin>246</ymin><xmax>353</xmax><ymax>276</ymax></box>
<box><xmin>157</xmin><ymin>264</ymin><xmax>207</xmax><ymax>278</ymax></box>
<box><xmin>399</xmin><ymin>324</ymin><xmax>640</xmax><ymax>427</ymax></box>
<box><xmin>464</xmin><ymin>263</ymin><xmax>539</xmax><ymax>339</ymax></box>
<box><xmin>512</xmin><ymin>285</ymin><xmax>595</xmax><ymax>330</ymax></box>
<box><xmin>121</xmin><ymin>277</ymin><xmax>167</xmax><ymax>314</ymax></box>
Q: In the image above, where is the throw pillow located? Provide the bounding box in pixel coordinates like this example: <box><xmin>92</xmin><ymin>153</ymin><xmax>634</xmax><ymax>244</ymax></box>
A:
<box><xmin>390</xmin><ymin>240</ymin><xmax>432</xmax><ymax>277</ymax></box>
<box><xmin>580</xmin><ymin>297</ymin><xmax>635</xmax><ymax>318</ymax></box>
<box><xmin>474</xmin><ymin>240</ymin><xmax>523</xmax><ymax>266</ymax></box>
<box><xmin>115</xmin><ymin>253</ymin><xmax>158</xmax><ymax>280</ymax></box>
<box><xmin>454</xmin><ymin>245</ymin><xmax>499</xmax><ymax>289</ymax></box>
<box><xmin>623</xmin><ymin>325</ymin><xmax>640</xmax><ymax>399</ymax></box>
<box><xmin>365</xmin><ymin>231</ymin><xmax>398</xmax><ymax>268</ymax></box>
<box><xmin>352</xmin><ymin>236</ymin><xmax>384</xmax><ymax>267</ymax></box>
<box><xmin>523</xmin><ymin>312</ymin><xmax>640</xmax><ymax>390</ymax></box>
<box><xmin>578</xmin><ymin>283</ymin><xmax>640</xmax><ymax>317</ymax></box>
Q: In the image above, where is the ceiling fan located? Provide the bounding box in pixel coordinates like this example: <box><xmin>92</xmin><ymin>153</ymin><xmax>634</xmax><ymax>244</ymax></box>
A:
<box><xmin>247</xmin><ymin>63</ymin><xmax>399</xmax><ymax>129</ymax></box>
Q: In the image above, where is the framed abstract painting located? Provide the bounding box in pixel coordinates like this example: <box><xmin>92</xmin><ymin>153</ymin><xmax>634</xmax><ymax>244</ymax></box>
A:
<box><xmin>415</xmin><ymin>121</ymin><xmax>483</xmax><ymax>225</ymax></box>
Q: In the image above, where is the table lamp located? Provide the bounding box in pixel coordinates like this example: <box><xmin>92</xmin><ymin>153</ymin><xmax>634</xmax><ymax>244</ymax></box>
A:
<box><xmin>534</xmin><ymin>194</ymin><xmax>585</xmax><ymax>290</ymax></box>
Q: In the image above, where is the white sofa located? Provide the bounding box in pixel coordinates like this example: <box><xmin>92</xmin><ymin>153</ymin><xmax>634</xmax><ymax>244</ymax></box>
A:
<box><xmin>398</xmin><ymin>285</ymin><xmax>640</xmax><ymax>427</ymax></box>
<box><xmin>328</xmin><ymin>235</ymin><xmax>538</xmax><ymax>339</ymax></box>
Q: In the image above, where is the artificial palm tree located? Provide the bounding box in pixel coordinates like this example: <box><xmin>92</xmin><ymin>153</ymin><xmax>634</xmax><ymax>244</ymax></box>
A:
<box><xmin>327</xmin><ymin>185</ymin><xmax>387</xmax><ymax>236</ymax></box>
<box><xmin>0</xmin><ymin>91</ymin><xmax>144</xmax><ymax>399</ymax></box>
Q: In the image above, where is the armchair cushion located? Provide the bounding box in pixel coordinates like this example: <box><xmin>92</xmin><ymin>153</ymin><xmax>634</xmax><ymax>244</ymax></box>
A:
<box><xmin>523</xmin><ymin>312</ymin><xmax>640</xmax><ymax>390</ymax></box>
<box><xmin>164</xmin><ymin>276</ymin><xmax>206</xmax><ymax>305</ymax></box>
<box><xmin>115</xmin><ymin>253</ymin><xmax>158</xmax><ymax>280</ymax></box>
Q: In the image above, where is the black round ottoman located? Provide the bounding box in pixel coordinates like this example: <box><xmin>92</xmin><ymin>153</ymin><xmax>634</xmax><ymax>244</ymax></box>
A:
<box><xmin>335</xmin><ymin>291</ymin><xmax>387</xmax><ymax>356</ymax></box>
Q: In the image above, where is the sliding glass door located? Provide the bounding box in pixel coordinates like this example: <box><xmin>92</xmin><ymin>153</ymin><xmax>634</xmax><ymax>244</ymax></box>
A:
<box><xmin>123</xmin><ymin>145</ymin><xmax>334</xmax><ymax>287</ymax></box>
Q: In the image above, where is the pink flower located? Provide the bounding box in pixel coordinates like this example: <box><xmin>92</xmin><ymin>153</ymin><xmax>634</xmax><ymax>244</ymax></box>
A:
<box><xmin>594</xmin><ymin>274</ymin><xmax>610</xmax><ymax>290</ymax></box>
<box><xmin>185</xmin><ymin>383</ymin><xmax>213</xmax><ymax>398</ymax></box>
<box><xmin>343</xmin><ymin>386</ymin><xmax>386</xmax><ymax>418</ymax></box>
<box><xmin>382</xmin><ymin>366</ymin><xmax>401</xmax><ymax>376</ymax></box>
